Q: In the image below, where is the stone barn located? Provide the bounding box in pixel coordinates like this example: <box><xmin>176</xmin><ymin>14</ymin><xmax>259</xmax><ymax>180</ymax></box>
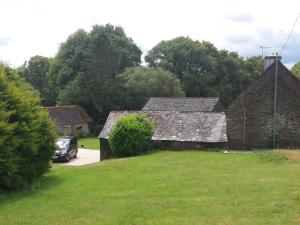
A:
<box><xmin>142</xmin><ymin>97</ymin><xmax>223</xmax><ymax>112</ymax></box>
<box><xmin>226</xmin><ymin>56</ymin><xmax>300</xmax><ymax>149</ymax></box>
<box><xmin>46</xmin><ymin>105</ymin><xmax>92</xmax><ymax>136</ymax></box>
<box><xmin>99</xmin><ymin>110</ymin><xmax>227</xmax><ymax>160</ymax></box>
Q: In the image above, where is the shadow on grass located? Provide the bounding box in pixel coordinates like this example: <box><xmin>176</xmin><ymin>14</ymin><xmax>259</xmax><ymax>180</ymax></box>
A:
<box><xmin>0</xmin><ymin>173</ymin><xmax>63</xmax><ymax>206</ymax></box>
<box><xmin>105</xmin><ymin>148</ymin><xmax>224</xmax><ymax>161</ymax></box>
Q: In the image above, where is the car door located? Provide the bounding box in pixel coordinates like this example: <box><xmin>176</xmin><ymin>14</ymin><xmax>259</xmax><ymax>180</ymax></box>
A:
<box><xmin>72</xmin><ymin>138</ymin><xmax>78</xmax><ymax>157</ymax></box>
<box><xmin>74</xmin><ymin>138</ymin><xmax>78</xmax><ymax>153</ymax></box>
<box><xmin>69</xmin><ymin>139</ymin><xmax>76</xmax><ymax>158</ymax></box>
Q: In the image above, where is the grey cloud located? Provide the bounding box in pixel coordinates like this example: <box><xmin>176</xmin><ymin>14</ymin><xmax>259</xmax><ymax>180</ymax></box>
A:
<box><xmin>224</xmin><ymin>34</ymin><xmax>255</xmax><ymax>44</ymax></box>
<box><xmin>223</xmin><ymin>14</ymin><xmax>255</xmax><ymax>23</ymax></box>
<box><xmin>255</xmin><ymin>27</ymin><xmax>300</xmax><ymax>64</ymax></box>
<box><xmin>278</xmin><ymin>33</ymin><xmax>300</xmax><ymax>65</ymax></box>
<box><xmin>256</xmin><ymin>27</ymin><xmax>274</xmax><ymax>41</ymax></box>
<box><xmin>223</xmin><ymin>27</ymin><xmax>300</xmax><ymax>67</ymax></box>
<box><xmin>0</xmin><ymin>37</ymin><xmax>13</xmax><ymax>46</ymax></box>
<box><xmin>223</xmin><ymin>42</ymin><xmax>261</xmax><ymax>59</ymax></box>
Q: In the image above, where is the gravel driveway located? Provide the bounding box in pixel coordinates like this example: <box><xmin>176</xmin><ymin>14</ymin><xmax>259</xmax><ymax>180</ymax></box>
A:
<box><xmin>58</xmin><ymin>148</ymin><xmax>100</xmax><ymax>166</ymax></box>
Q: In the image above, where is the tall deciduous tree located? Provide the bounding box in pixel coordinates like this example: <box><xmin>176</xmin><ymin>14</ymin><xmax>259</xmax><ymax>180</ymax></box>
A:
<box><xmin>117</xmin><ymin>66</ymin><xmax>185</xmax><ymax>109</ymax></box>
<box><xmin>17</xmin><ymin>56</ymin><xmax>54</xmax><ymax>106</ymax></box>
<box><xmin>57</xmin><ymin>24</ymin><xmax>142</xmax><ymax>132</ymax></box>
<box><xmin>145</xmin><ymin>37</ymin><xmax>262</xmax><ymax>106</ymax></box>
<box><xmin>49</xmin><ymin>29</ymin><xmax>92</xmax><ymax>91</ymax></box>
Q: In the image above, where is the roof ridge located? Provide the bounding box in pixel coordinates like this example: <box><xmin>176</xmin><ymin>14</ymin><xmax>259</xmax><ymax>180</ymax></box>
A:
<box><xmin>45</xmin><ymin>105</ymin><xmax>81</xmax><ymax>109</ymax></box>
<box><xmin>109</xmin><ymin>110</ymin><xmax>224</xmax><ymax>114</ymax></box>
<box><xmin>149</xmin><ymin>97</ymin><xmax>219</xmax><ymax>99</ymax></box>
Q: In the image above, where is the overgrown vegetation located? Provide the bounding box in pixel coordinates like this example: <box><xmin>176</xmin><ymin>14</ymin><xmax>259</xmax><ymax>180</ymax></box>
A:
<box><xmin>261</xmin><ymin>150</ymin><xmax>288</xmax><ymax>163</ymax></box>
<box><xmin>109</xmin><ymin>114</ymin><xmax>154</xmax><ymax>157</ymax></box>
<box><xmin>0</xmin><ymin>66</ymin><xmax>56</xmax><ymax>191</ymax></box>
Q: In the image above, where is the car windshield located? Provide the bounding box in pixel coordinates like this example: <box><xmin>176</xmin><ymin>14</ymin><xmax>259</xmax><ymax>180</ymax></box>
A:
<box><xmin>56</xmin><ymin>138</ymin><xmax>70</xmax><ymax>150</ymax></box>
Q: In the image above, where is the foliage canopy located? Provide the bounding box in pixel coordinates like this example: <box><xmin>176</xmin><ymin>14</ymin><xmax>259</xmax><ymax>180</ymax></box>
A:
<box><xmin>0</xmin><ymin>67</ymin><xmax>56</xmax><ymax>191</ymax></box>
<box><xmin>145</xmin><ymin>37</ymin><xmax>263</xmax><ymax>106</ymax></box>
<box><xmin>18</xmin><ymin>55</ymin><xmax>54</xmax><ymax>106</ymax></box>
<box><xmin>57</xmin><ymin>24</ymin><xmax>142</xmax><ymax>132</ymax></box>
<box><xmin>118</xmin><ymin>66</ymin><xmax>185</xmax><ymax>109</ymax></box>
<box><xmin>291</xmin><ymin>61</ymin><xmax>300</xmax><ymax>78</ymax></box>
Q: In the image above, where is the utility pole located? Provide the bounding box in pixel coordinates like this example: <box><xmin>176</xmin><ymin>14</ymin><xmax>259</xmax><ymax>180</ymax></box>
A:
<box><xmin>272</xmin><ymin>52</ymin><xmax>279</xmax><ymax>149</ymax></box>
<box><xmin>243</xmin><ymin>107</ymin><xmax>246</xmax><ymax>150</ymax></box>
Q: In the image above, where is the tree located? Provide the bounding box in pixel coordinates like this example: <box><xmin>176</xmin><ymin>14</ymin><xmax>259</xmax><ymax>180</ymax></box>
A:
<box><xmin>0</xmin><ymin>66</ymin><xmax>56</xmax><ymax>191</ymax></box>
<box><xmin>0</xmin><ymin>61</ymin><xmax>17</xmax><ymax>79</ymax></box>
<box><xmin>57</xmin><ymin>24</ymin><xmax>142</xmax><ymax>132</ymax></box>
<box><xmin>17</xmin><ymin>56</ymin><xmax>55</xmax><ymax>106</ymax></box>
<box><xmin>145</xmin><ymin>37</ymin><xmax>219</xmax><ymax>78</ymax></box>
<box><xmin>118</xmin><ymin>66</ymin><xmax>185</xmax><ymax>109</ymax></box>
<box><xmin>49</xmin><ymin>29</ymin><xmax>92</xmax><ymax>91</ymax></box>
<box><xmin>145</xmin><ymin>37</ymin><xmax>263</xmax><ymax>106</ymax></box>
<box><xmin>291</xmin><ymin>61</ymin><xmax>300</xmax><ymax>78</ymax></box>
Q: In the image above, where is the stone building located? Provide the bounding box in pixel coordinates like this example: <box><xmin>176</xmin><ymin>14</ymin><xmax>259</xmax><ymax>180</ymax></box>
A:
<box><xmin>226</xmin><ymin>57</ymin><xmax>300</xmax><ymax>149</ymax></box>
<box><xmin>46</xmin><ymin>105</ymin><xmax>92</xmax><ymax>136</ymax></box>
<box><xmin>142</xmin><ymin>97</ymin><xmax>223</xmax><ymax>112</ymax></box>
<box><xmin>99</xmin><ymin>97</ymin><xmax>227</xmax><ymax>160</ymax></box>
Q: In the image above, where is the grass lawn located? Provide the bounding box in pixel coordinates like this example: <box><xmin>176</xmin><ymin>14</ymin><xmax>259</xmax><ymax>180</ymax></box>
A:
<box><xmin>78</xmin><ymin>137</ymin><xmax>99</xmax><ymax>150</ymax></box>
<box><xmin>1</xmin><ymin>151</ymin><xmax>300</xmax><ymax>225</ymax></box>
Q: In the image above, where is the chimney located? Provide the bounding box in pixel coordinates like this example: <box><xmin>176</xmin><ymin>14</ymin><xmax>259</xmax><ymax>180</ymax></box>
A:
<box><xmin>264</xmin><ymin>55</ymin><xmax>281</xmax><ymax>70</ymax></box>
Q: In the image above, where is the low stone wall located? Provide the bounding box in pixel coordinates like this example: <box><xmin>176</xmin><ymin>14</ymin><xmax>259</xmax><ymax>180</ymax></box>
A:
<box><xmin>99</xmin><ymin>138</ymin><xmax>226</xmax><ymax>161</ymax></box>
<box><xmin>152</xmin><ymin>140</ymin><xmax>226</xmax><ymax>150</ymax></box>
<box><xmin>100</xmin><ymin>138</ymin><xmax>113</xmax><ymax>160</ymax></box>
<box><xmin>56</xmin><ymin>123</ymin><xmax>90</xmax><ymax>136</ymax></box>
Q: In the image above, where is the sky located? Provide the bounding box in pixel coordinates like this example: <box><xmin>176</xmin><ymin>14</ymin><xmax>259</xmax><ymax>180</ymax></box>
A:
<box><xmin>1</xmin><ymin>0</ymin><xmax>300</xmax><ymax>68</ymax></box>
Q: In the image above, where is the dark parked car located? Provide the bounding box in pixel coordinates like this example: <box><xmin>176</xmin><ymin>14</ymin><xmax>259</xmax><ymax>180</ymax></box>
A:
<box><xmin>53</xmin><ymin>136</ymin><xmax>78</xmax><ymax>162</ymax></box>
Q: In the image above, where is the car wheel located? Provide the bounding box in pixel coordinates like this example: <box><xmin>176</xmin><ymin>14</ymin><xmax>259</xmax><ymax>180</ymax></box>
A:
<box><xmin>65</xmin><ymin>155</ymin><xmax>70</xmax><ymax>162</ymax></box>
<box><xmin>74</xmin><ymin>151</ymin><xmax>78</xmax><ymax>158</ymax></box>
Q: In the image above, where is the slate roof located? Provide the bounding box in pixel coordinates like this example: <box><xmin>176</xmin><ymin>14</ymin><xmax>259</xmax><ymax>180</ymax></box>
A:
<box><xmin>46</xmin><ymin>105</ymin><xmax>92</xmax><ymax>126</ymax></box>
<box><xmin>142</xmin><ymin>97</ymin><xmax>222</xmax><ymax>112</ymax></box>
<box><xmin>99</xmin><ymin>111</ymin><xmax>227</xmax><ymax>143</ymax></box>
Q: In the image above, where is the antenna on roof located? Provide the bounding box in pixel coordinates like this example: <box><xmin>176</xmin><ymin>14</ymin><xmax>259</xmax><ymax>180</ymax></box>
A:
<box><xmin>280</xmin><ymin>13</ymin><xmax>300</xmax><ymax>56</ymax></box>
<box><xmin>259</xmin><ymin>46</ymin><xmax>272</xmax><ymax>59</ymax></box>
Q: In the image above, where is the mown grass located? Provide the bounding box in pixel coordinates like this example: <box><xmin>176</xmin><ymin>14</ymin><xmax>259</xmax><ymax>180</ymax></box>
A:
<box><xmin>78</xmin><ymin>137</ymin><xmax>99</xmax><ymax>150</ymax></box>
<box><xmin>1</xmin><ymin>151</ymin><xmax>300</xmax><ymax>225</ymax></box>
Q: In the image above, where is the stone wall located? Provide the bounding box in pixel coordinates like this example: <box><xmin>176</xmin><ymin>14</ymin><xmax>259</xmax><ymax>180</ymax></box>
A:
<box><xmin>72</xmin><ymin>123</ymin><xmax>90</xmax><ymax>135</ymax></box>
<box><xmin>99</xmin><ymin>138</ymin><xmax>226</xmax><ymax>161</ymax></box>
<box><xmin>100</xmin><ymin>138</ymin><xmax>113</xmax><ymax>160</ymax></box>
<box><xmin>226</xmin><ymin>62</ymin><xmax>300</xmax><ymax>149</ymax></box>
<box><xmin>56</xmin><ymin>123</ymin><xmax>90</xmax><ymax>136</ymax></box>
<box><xmin>152</xmin><ymin>140</ymin><xmax>226</xmax><ymax>150</ymax></box>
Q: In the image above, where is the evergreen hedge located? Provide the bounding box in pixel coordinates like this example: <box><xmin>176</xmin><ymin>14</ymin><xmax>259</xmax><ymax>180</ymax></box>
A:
<box><xmin>0</xmin><ymin>67</ymin><xmax>56</xmax><ymax>191</ymax></box>
<box><xmin>109</xmin><ymin>114</ymin><xmax>154</xmax><ymax>157</ymax></box>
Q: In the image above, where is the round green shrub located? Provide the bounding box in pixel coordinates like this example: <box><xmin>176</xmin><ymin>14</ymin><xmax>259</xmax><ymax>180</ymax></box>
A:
<box><xmin>108</xmin><ymin>114</ymin><xmax>154</xmax><ymax>157</ymax></box>
<box><xmin>0</xmin><ymin>67</ymin><xmax>57</xmax><ymax>191</ymax></box>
